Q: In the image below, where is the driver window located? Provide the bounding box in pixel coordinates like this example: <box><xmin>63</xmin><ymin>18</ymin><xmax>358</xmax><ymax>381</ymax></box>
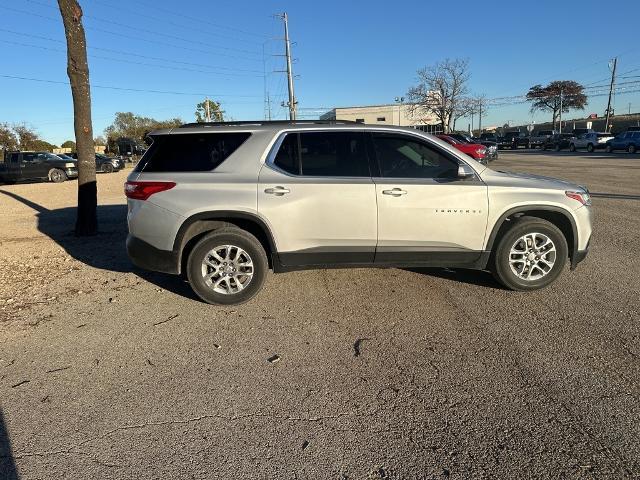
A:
<box><xmin>372</xmin><ymin>133</ymin><xmax>459</xmax><ymax>179</ymax></box>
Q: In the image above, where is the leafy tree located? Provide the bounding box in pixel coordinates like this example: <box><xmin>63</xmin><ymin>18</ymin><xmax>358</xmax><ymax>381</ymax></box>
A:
<box><xmin>93</xmin><ymin>136</ymin><xmax>106</xmax><ymax>146</ymax></box>
<box><xmin>195</xmin><ymin>99</ymin><xmax>224</xmax><ymax>123</ymax></box>
<box><xmin>104</xmin><ymin>112</ymin><xmax>183</xmax><ymax>147</ymax></box>
<box><xmin>58</xmin><ymin>0</ymin><xmax>97</xmax><ymax>236</ymax></box>
<box><xmin>13</xmin><ymin>124</ymin><xmax>40</xmax><ymax>150</ymax></box>
<box><xmin>61</xmin><ymin>140</ymin><xmax>76</xmax><ymax>149</ymax></box>
<box><xmin>31</xmin><ymin>140</ymin><xmax>58</xmax><ymax>151</ymax></box>
<box><xmin>0</xmin><ymin>123</ymin><xmax>19</xmax><ymax>157</ymax></box>
<box><xmin>526</xmin><ymin>81</ymin><xmax>587</xmax><ymax>129</ymax></box>
<box><xmin>407</xmin><ymin>58</ymin><xmax>470</xmax><ymax>133</ymax></box>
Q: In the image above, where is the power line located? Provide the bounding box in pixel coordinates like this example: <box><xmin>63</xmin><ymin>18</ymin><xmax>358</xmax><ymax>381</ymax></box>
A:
<box><xmin>131</xmin><ymin>0</ymin><xmax>271</xmax><ymax>39</ymax></box>
<box><xmin>0</xmin><ymin>38</ymin><xmax>266</xmax><ymax>78</ymax></box>
<box><xmin>0</xmin><ymin>28</ymin><xmax>263</xmax><ymax>74</ymax></box>
<box><xmin>0</xmin><ymin>74</ymin><xmax>262</xmax><ymax>97</ymax></box>
<box><xmin>24</xmin><ymin>0</ymin><xmax>269</xmax><ymax>44</ymax></box>
<box><xmin>0</xmin><ymin>4</ymin><xmax>263</xmax><ymax>62</ymax></box>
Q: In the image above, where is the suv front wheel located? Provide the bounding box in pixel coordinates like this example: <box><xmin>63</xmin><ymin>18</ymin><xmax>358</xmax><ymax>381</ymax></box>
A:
<box><xmin>186</xmin><ymin>227</ymin><xmax>268</xmax><ymax>305</ymax></box>
<box><xmin>492</xmin><ymin>217</ymin><xmax>568</xmax><ymax>291</ymax></box>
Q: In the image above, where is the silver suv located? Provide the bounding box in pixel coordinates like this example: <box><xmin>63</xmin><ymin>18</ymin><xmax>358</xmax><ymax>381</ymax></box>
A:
<box><xmin>125</xmin><ymin>121</ymin><xmax>592</xmax><ymax>305</ymax></box>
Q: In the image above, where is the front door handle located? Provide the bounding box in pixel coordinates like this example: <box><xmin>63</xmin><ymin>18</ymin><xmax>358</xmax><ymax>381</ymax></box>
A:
<box><xmin>382</xmin><ymin>188</ymin><xmax>407</xmax><ymax>196</ymax></box>
<box><xmin>264</xmin><ymin>186</ymin><xmax>290</xmax><ymax>196</ymax></box>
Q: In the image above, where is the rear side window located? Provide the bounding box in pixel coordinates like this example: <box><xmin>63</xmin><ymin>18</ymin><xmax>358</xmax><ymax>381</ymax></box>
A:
<box><xmin>272</xmin><ymin>131</ymin><xmax>369</xmax><ymax>177</ymax></box>
<box><xmin>136</xmin><ymin>132</ymin><xmax>250</xmax><ymax>172</ymax></box>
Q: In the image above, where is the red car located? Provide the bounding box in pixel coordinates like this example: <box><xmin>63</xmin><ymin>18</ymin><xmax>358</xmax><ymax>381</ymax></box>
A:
<box><xmin>437</xmin><ymin>134</ymin><xmax>487</xmax><ymax>163</ymax></box>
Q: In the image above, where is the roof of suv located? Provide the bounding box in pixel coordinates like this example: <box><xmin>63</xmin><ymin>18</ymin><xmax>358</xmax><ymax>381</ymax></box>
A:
<box><xmin>150</xmin><ymin>120</ymin><xmax>425</xmax><ymax>136</ymax></box>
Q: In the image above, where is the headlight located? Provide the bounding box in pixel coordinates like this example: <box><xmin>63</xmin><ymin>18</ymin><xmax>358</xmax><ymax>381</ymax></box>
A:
<box><xmin>565</xmin><ymin>190</ymin><xmax>591</xmax><ymax>206</ymax></box>
<box><xmin>476</xmin><ymin>147</ymin><xmax>487</xmax><ymax>155</ymax></box>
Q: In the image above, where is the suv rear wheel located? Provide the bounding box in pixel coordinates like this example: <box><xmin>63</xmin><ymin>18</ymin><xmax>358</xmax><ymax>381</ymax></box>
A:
<box><xmin>491</xmin><ymin>217</ymin><xmax>568</xmax><ymax>291</ymax></box>
<box><xmin>186</xmin><ymin>227</ymin><xmax>268</xmax><ymax>305</ymax></box>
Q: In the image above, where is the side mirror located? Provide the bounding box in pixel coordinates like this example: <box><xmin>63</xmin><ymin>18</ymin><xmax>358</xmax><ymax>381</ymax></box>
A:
<box><xmin>458</xmin><ymin>163</ymin><xmax>475</xmax><ymax>179</ymax></box>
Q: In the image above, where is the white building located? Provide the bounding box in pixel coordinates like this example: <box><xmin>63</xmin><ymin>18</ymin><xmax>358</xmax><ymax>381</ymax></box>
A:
<box><xmin>320</xmin><ymin>104</ymin><xmax>441</xmax><ymax>132</ymax></box>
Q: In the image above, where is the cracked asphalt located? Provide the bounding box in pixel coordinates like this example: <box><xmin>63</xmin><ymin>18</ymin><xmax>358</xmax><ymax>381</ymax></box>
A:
<box><xmin>0</xmin><ymin>150</ymin><xmax>639</xmax><ymax>479</ymax></box>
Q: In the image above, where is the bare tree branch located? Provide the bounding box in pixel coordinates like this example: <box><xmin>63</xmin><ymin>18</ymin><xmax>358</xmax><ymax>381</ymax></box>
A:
<box><xmin>406</xmin><ymin>58</ymin><xmax>470</xmax><ymax>133</ymax></box>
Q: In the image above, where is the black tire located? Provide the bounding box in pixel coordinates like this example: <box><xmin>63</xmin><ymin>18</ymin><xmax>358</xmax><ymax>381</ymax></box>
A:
<box><xmin>102</xmin><ymin>163</ymin><xmax>114</xmax><ymax>173</ymax></box>
<box><xmin>587</xmin><ymin>143</ymin><xmax>594</xmax><ymax>152</ymax></box>
<box><xmin>569</xmin><ymin>144</ymin><xmax>576</xmax><ymax>152</ymax></box>
<box><xmin>48</xmin><ymin>168</ymin><xmax>67</xmax><ymax>183</ymax></box>
<box><xmin>186</xmin><ymin>227</ymin><xmax>268</xmax><ymax>305</ymax></box>
<box><xmin>491</xmin><ymin>217</ymin><xmax>568</xmax><ymax>291</ymax></box>
<box><xmin>606</xmin><ymin>145</ymin><xmax>613</xmax><ymax>153</ymax></box>
<box><xmin>628</xmin><ymin>144</ymin><xmax>636</xmax><ymax>154</ymax></box>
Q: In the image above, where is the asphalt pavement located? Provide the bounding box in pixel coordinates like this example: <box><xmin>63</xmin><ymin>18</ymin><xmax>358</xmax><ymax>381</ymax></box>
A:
<box><xmin>0</xmin><ymin>151</ymin><xmax>638</xmax><ymax>479</ymax></box>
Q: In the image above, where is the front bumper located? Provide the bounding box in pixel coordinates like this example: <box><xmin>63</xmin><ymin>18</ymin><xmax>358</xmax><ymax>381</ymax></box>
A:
<box><xmin>126</xmin><ymin>234</ymin><xmax>179</xmax><ymax>275</ymax></box>
<box><xmin>571</xmin><ymin>237</ymin><xmax>590</xmax><ymax>270</ymax></box>
<box><xmin>65</xmin><ymin>168</ymin><xmax>78</xmax><ymax>178</ymax></box>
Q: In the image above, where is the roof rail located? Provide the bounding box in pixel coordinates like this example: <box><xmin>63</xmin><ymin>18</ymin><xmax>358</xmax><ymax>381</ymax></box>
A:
<box><xmin>178</xmin><ymin>120</ymin><xmax>357</xmax><ymax>128</ymax></box>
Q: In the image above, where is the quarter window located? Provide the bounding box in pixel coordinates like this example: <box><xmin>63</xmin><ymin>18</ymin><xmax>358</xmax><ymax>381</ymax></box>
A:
<box><xmin>372</xmin><ymin>133</ymin><xmax>459</xmax><ymax>179</ymax></box>
<box><xmin>136</xmin><ymin>132</ymin><xmax>251</xmax><ymax>172</ymax></box>
<box><xmin>273</xmin><ymin>132</ymin><xmax>370</xmax><ymax>177</ymax></box>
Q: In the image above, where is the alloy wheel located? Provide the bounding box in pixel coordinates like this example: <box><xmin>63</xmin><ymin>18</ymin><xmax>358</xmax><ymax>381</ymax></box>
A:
<box><xmin>508</xmin><ymin>232</ymin><xmax>557</xmax><ymax>281</ymax></box>
<box><xmin>201</xmin><ymin>245</ymin><xmax>254</xmax><ymax>295</ymax></box>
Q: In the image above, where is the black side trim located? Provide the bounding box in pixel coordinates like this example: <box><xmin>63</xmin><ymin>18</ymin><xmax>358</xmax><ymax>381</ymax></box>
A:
<box><xmin>375</xmin><ymin>248</ymin><xmax>482</xmax><ymax>266</ymax></box>
<box><xmin>127</xmin><ymin>234</ymin><xmax>179</xmax><ymax>275</ymax></box>
<box><xmin>279</xmin><ymin>248</ymin><xmax>374</xmax><ymax>268</ymax></box>
<box><xmin>275</xmin><ymin>247</ymin><xmax>490</xmax><ymax>273</ymax></box>
<box><xmin>485</xmin><ymin>206</ymin><xmax>578</xmax><ymax>262</ymax></box>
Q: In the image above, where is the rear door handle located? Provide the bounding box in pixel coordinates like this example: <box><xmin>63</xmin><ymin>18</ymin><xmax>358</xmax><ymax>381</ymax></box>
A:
<box><xmin>382</xmin><ymin>188</ymin><xmax>407</xmax><ymax>196</ymax></box>
<box><xmin>264</xmin><ymin>186</ymin><xmax>290</xmax><ymax>196</ymax></box>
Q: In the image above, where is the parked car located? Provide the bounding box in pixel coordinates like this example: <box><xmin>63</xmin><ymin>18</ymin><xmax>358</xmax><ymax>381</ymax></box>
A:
<box><xmin>604</xmin><ymin>131</ymin><xmax>640</xmax><ymax>153</ymax></box>
<box><xmin>125</xmin><ymin>120</ymin><xmax>592</xmax><ymax>305</ymax></box>
<box><xmin>448</xmin><ymin>133</ymin><xmax>498</xmax><ymax>161</ymax></box>
<box><xmin>436</xmin><ymin>134</ymin><xmax>488</xmax><ymax>163</ymax></box>
<box><xmin>70</xmin><ymin>152</ymin><xmax>123</xmax><ymax>173</ymax></box>
<box><xmin>572</xmin><ymin>128</ymin><xmax>594</xmax><ymax>137</ymax></box>
<box><xmin>504</xmin><ymin>131</ymin><xmax>531</xmax><ymax>149</ymax></box>
<box><xmin>543</xmin><ymin>133</ymin><xmax>575</xmax><ymax>151</ymax></box>
<box><xmin>529</xmin><ymin>130</ymin><xmax>557</xmax><ymax>148</ymax></box>
<box><xmin>56</xmin><ymin>153</ymin><xmax>75</xmax><ymax>161</ymax></box>
<box><xmin>570</xmin><ymin>132</ymin><xmax>614</xmax><ymax>152</ymax></box>
<box><xmin>0</xmin><ymin>151</ymin><xmax>78</xmax><ymax>183</ymax></box>
<box><xmin>479</xmin><ymin>132</ymin><xmax>510</xmax><ymax>149</ymax></box>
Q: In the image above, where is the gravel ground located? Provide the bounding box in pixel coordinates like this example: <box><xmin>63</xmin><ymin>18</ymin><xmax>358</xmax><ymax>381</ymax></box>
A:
<box><xmin>0</xmin><ymin>151</ymin><xmax>638</xmax><ymax>479</ymax></box>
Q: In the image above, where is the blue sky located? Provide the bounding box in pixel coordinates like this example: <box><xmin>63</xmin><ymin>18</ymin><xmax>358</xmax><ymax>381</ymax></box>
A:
<box><xmin>2</xmin><ymin>0</ymin><xmax>640</xmax><ymax>145</ymax></box>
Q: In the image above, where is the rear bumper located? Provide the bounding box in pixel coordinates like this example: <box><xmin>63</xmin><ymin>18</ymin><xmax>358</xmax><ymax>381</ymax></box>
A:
<box><xmin>126</xmin><ymin>234</ymin><xmax>179</xmax><ymax>274</ymax></box>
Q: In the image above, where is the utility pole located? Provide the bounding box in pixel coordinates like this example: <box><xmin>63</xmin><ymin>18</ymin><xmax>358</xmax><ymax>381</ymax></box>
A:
<box><xmin>276</xmin><ymin>13</ymin><xmax>297</xmax><ymax>121</ymax></box>
<box><xmin>205</xmin><ymin>96</ymin><xmax>211</xmax><ymax>122</ymax></box>
<box><xmin>605</xmin><ymin>57</ymin><xmax>617</xmax><ymax>133</ymax></box>
<box><xmin>478</xmin><ymin>99</ymin><xmax>484</xmax><ymax>133</ymax></box>
<box><xmin>558</xmin><ymin>88</ymin><xmax>563</xmax><ymax>134</ymax></box>
<box><xmin>266</xmin><ymin>93</ymin><xmax>272</xmax><ymax>121</ymax></box>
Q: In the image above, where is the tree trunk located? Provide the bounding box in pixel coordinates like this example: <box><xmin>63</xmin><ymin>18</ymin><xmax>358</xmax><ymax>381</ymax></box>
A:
<box><xmin>57</xmin><ymin>0</ymin><xmax>97</xmax><ymax>236</ymax></box>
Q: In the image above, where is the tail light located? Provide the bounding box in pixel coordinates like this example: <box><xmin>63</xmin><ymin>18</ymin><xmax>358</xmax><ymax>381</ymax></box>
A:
<box><xmin>565</xmin><ymin>190</ymin><xmax>591</xmax><ymax>206</ymax></box>
<box><xmin>125</xmin><ymin>181</ymin><xmax>176</xmax><ymax>200</ymax></box>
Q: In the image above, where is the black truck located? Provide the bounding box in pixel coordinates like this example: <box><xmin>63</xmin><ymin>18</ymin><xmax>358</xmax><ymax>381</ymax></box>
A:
<box><xmin>0</xmin><ymin>151</ymin><xmax>78</xmax><ymax>183</ymax></box>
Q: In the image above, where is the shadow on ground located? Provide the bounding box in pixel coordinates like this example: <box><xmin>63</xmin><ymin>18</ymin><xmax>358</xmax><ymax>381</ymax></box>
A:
<box><xmin>406</xmin><ymin>267</ymin><xmax>503</xmax><ymax>289</ymax></box>
<box><xmin>0</xmin><ymin>408</ymin><xmax>18</xmax><ymax>480</ymax></box>
<box><xmin>0</xmin><ymin>189</ymin><xmax>197</xmax><ymax>300</ymax></box>
<box><xmin>0</xmin><ymin>189</ymin><xmax>500</xmax><ymax>297</ymax></box>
